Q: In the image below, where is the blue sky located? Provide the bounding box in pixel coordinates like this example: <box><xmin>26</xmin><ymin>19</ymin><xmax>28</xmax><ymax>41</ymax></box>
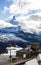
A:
<box><xmin>0</xmin><ymin>0</ymin><xmax>12</xmax><ymax>20</ymax></box>
<box><xmin>0</xmin><ymin>0</ymin><xmax>12</xmax><ymax>11</ymax></box>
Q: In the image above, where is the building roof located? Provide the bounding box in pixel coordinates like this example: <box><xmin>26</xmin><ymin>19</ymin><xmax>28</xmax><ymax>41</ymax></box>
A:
<box><xmin>1</xmin><ymin>47</ymin><xmax>23</xmax><ymax>56</ymax></box>
<box><xmin>6</xmin><ymin>46</ymin><xmax>22</xmax><ymax>51</ymax></box>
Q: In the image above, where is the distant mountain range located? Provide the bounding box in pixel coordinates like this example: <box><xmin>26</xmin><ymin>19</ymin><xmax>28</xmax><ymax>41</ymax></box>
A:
<box><xmin>0</xmin><ymin>16</ymin><xmax>41</xmax><ymax>53</ymax></box>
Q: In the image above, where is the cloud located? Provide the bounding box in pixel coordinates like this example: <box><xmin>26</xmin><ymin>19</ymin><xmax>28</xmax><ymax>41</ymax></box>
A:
<box><xmin>9</xmin><ymin>0</ymin><xmax>30</xmax><ymax>15</ymax></box>
<box><xmin>7</xmin><ymin>0</ymin><xmax>41</xmax><ymax>33</ymax></box>
<box><xmin>9</xmin><ymin>4</ymin><xmax>20</xmax><ymax>15</ymax></box>
<box><xmin>8</xmin><ymin>15</ymin><xmax>13</xmax><ymax>19</ymax></box>
<box><xmin>1</xmin><ymin>6</ymin><xmax>9</xmax><ymax>14</ymax></box>
<box><xmin>16</xmin><ymin>15</ymin><xmax>41</xmax><ymax>33</ymax></box>
<box><xmin>2</xmin><ymin>0</ymin><xmax>41</xmax><ymax>17</ymax></box>
<box><xmin>9</xmin><ymin>0</ymin><xmax>31</xmax><ymax>15</ymax></box>
<box><xmin>29</xmin><ymin>15</ymin><xmax>41</xmax><ymax>21</ymax></box>
<box><xmin>9</xmin><ymin>0</ymin><xmax>41</xmax><ymax>15</ymax></box>
<box><xmin>0</xmin><ymin>20</ymin><xmax>14</xmax><ymax>28</ymax></box>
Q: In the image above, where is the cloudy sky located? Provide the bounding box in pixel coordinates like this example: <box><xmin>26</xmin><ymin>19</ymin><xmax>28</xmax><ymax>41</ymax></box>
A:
<box><xmin>0</xmin><ymin>0</ymin><xmax>41</xmax><ymax>20</ymax></box>
<box><xmin>0</xmin><ymin>0</ymin><xmax>41</xmax><ymax>33</ymax></box>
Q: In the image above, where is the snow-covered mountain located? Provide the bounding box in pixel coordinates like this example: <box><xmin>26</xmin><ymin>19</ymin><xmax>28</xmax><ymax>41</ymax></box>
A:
<box><xmin>0</xmin><ymin>16</ymin><xmax>41</xmax><ymax>53</ymax></box>
<box><xmin>0</xmin><ymin>16</ymin><xmax>41</xmax><ymax>43</ymax></box>
<box><xmin>10</xmin><ymin>16</ymin><xmax>19</xmax><ymax>25</ymax></box>
<box><xmin>0</xmin><ymin>16</ymin><xmax>28</xmax><ymax>48</ymax></box>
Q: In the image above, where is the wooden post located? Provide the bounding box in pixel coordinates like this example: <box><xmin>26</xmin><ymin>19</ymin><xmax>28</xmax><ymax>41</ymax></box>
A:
<box><xmin>9</xmin><ymin>49</ymin><xmax>12</xmax><ymax>61</ymax></box>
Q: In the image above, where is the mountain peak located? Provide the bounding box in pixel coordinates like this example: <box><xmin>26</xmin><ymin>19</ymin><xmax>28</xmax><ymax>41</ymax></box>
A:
<box><xmin>10</xmin><ymin>16</ymin><xmax>19</xmax><ymax>25</ymax></box>
<box><xmin>13</xmin><ymin>16</ymin><xmax>16</xmax><ymax>20</ymax></box>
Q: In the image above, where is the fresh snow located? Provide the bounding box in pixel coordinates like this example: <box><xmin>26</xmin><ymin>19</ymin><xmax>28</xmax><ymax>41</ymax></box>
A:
<box><xmin>37</xmin><ymin>54</ymin><xmax>41</xmax><ymax>61</ymax></box>
<box><xmin>24</xmin><ymin>58</ymin><xmax>39</xmax><ymax>65</ymax></box>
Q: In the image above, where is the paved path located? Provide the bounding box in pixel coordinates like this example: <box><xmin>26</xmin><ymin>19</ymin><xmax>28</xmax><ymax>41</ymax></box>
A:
<box><xmin>0</xmin><ymin>55</ymin><xmax>9</xmax><ymax>65</ymax></box>
<box><xmin>4</xmin><ymin>56</ymin><xmax>37</xmax><ymax>65</ymax></box>
<box><xmin>0</xmin><ymin>55</ymin><xmax>37</xmax><ymax>65</ymax></box>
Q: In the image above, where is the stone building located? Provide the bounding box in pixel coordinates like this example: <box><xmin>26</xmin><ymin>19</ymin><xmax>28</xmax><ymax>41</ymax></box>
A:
<box><xmin>16</xmin><ymin>48</ymin><xmax>32</xmax><ymax>59</ymax></box>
